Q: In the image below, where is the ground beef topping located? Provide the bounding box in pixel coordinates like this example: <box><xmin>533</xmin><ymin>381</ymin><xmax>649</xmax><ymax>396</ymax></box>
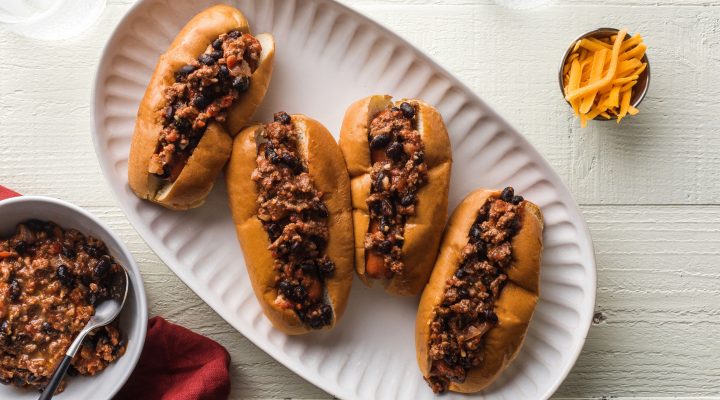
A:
<box><xmin>425</xmin><ymin>187</ymin><xmax>525</xmax><ymax>393</ymax></box>
<box><xmin>365</xmin><ymin>102</ymin><xmax>428</xmax><ymax>277</ymax></box>
<box><xmin>0</xmin><ymin>220</ymin><xmax>126</xmax><ymax>393</ymax></box>
<box><xmin>148</xmin><ymin>30</ymin><xmax>263</xmax><ymax>181</ymax></box>
<box><xmin>251</xmin><ymin>112</ymin><xmax>335</xmax><ymax>329</ymax></box>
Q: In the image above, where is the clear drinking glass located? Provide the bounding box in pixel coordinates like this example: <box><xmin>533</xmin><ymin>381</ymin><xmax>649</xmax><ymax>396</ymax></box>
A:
<box><xmin>0</xmin><ymin>0</ymin><xmax>106</xmax><ymax>41</ymax></box>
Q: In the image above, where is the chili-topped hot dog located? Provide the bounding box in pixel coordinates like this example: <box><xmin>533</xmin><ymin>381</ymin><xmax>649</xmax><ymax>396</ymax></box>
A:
<box><xmin>340</xmin><ymin>95</ymin><xmax>452</xmax><ymax>296</ymax></box>
<box><xmin>416</xmin><ymin>187</ymin><xmax>543</xmax><ymax>393</ymax></box>
<box><xmin>226</xmin><ymin>112</ymin><xmax>353</xmax><ymax>334</ymax></box>
<box><xmin>128</xmin><ymin>5</ymin><xmax>274</xmax><ymax>210</ymax></box>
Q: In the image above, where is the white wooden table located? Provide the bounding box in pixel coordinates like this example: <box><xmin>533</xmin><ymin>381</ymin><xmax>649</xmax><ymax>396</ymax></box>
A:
<box><xmin>1</xmin><ymin>0</ymin><xmax>719</xmax><ymax>398</ymax></box>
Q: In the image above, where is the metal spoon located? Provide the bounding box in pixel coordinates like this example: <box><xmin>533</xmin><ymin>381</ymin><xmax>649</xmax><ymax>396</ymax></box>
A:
<box><xmin>38</xmin><ymin>266</ymin><xmax>129</xmax><ymax>400</ymax></box>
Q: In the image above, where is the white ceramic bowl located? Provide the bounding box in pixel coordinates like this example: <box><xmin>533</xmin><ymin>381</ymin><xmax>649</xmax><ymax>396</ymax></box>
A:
<box><xmin>0</xmin><ymin>196</ymin><xmax>147</xmax><ymax>399</ymax></box>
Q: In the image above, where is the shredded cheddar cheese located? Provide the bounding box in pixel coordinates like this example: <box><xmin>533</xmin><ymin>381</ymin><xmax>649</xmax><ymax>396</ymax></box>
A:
<box><xmin>563</xmin><ymin>29</ymin><xmax>647</xmax><ymax>127</ymax></box>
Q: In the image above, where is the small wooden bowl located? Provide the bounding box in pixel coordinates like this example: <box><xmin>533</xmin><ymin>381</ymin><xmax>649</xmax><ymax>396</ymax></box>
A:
<box><xmin>558</xmin><ymin>27</ymin><xmax>650</xmax><ymax>120</ymax></box>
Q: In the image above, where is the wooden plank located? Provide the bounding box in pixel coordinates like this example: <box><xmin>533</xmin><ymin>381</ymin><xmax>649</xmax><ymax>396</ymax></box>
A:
<box><xmin>343</xmin><ymin>3</ymin><xmax>720</xmax><ymax>206</ymax></box>
<box><xmin>76</xmin><ymin>205</ymin><xmax>720</xmax><ymax>398</ymax></box>
<box><xmin>3</xmin><ymin>2</ymin><xmax>720</xmax><ymax>205</ymax></box>
<box><xmin>1</xmin><ymin>0</ymin><xmax>719</xmax><ymax>398</ymax></box>
<box><xmin>557</xmin><ymin>205</ymin><xmax>720</xmax><ymax>398</ymax></box>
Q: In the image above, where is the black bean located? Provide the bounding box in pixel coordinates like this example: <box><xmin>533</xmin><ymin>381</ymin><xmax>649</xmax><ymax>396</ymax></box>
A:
<box><xmin>320</xmin><ymin>304</ymin><xmax>333</xmax><ymax>323</ymax></box>
<box><xmin>263</xmin><ymin>143</ymin><xmax>276</xmax><ymax>161</ymax></box>
<box><xmin>292</xmin><ymin>285</ymin><xmax>307</xmax><ymax>301</ymax></box>
<box><xmin>174</xmin><ymin>116</ymin><xmax>191</xmax><ymax>132</ymax></box>
<box><xmin>443</xmin><ymin>353</ymin><xmax>458</xmax><ymax>365</ymax></box>
<box><xmin>211</xmin><ymin>50</ymin><xmax>224</xmax><ymax>60</ymax></box>
<box><xmin>265</xmin><ymin>223</ymin><xmax>281</xmax><ymax>240</ymax></box>
<box><xmin>484</xmin><ymin>309</ymin><xmax>498</xmax><ymax>323</ymax></box>
<box><xmin>25</xmin><ymin>219</ymin><xmax>47</xmax><ymax>232</ymax></box>
<box><xmin>202</xmin><ymin>83</ymin><xmax>221</xmax><ymax>98</ymax></box>
<box><xmin>275</xmin><ymin>243</ymin><xmax>289</xmax><ymax>256</ymax></box>
<box><xmin>511</xmin><ymin>195</ymin><xmax>524</xmax><ymax>205</ymax></box>
<box><xmin>87</xmin><ymin>292</ymin><xmax>97</xmax><ymax>306</ymax></box>
<box><xmin>163</xmin><ymin>105</ymin><xmax>175</xmax><ymax>124</ymax></box>
<box><xmin>386</xmin><ymin>141</ymin><xmax>404</xmax><ymax>161</ymax></box>
<box><xmin>306</xmin><ymin>304</ymin><xmax>333</xmax><ymax>329</ymax></box>
<box><xmin>57</xmin><ymin>264</ymin><xmax>74</xmax><ymax>287</ymax></box>
<box><xmin>413</xmin><ymin>151</ymin><xmax>425</xmax><ymax>165</ymax></box>
<box><xmin>176</xmin><ymin>64</ymin><xmax>197</xmax><ymax>78</ymax></box>
<box><xmin>400</xmin><ymin>192</ymin><xmax>415</xmax><ymax>207</ymax></box>
<box><xmin>95</xmin><ymin>256</ymin><xmax>111</xmax><ymax>278</ymax></box>
<box><xmin>218</xmin><ymin>65</ymin><xmax>230</xmax><ymax>80</ymax></box>
<box><xmin>377</xmin><ymin>240</ymin><xmax>392</xmax><ymax>254</ymax></box>
<box><xmin>158</xmin><ymin>166</ymin><xmax>171</xmax><ymax>180</ymax></box>
<box><xmin>278</xmin><ymin>280</ymin><xmax>291</xmax><ymax>296</ymax></box>
<box><xmin>199</xmin><ymin>53</ymin><xmax>216</xmax><ymax>65</ymax></box>
<box><xmin>400</xmin><ymin>102</ymin><xmax>415</xmax><ymax>119</ymax></box>
<box><xmin>374</xmin><ymin>170</ymin><xmax>387</xmax><ymax>191</ymax></box>
<box><xmin>280</xmin><ymin>153</ymin><xmax>297</xmax><ymax>169</ymax></box>
<box><xmin>318</xmin><ymin>260</ymin><xmax>335</xmax><ymax>277</ymax></box>
<box><xmin>458</xmin><ymin>288</ymin><xmax>469</xmax><ymax>298</ymax></box>
<box><xmin>290</xmin><ymin>240</ymin><xmax>304</xmax><ymax>254</ymax></box>
<box><xmin>470</xmin><ymin>224</ymin><xmax>482</xmax><ymax>240</ymax></box>
<box><xmin>455</xmin><ymin>267</ymin><xmax>466</xmax><ymax>279</ymax></box>
<box><xmin>13</xmin><ymin>240</ymin><xmax>27</xmax><ymax>255</ymax></box>
<box><xmin>9</xmin><ymin>279</ymin><xmax>20</xmax><ymax>301</ymax></box>
<box><xmin>12</xmin><ymin>376</ymin><xmax>24</xmax><ymax>386</ymax></box>
<box><xmin>379</xmin><ymin>216</ymin><xmax>393</xmax><ymax>233</ymax></box>
<box><xmin>369</xmin><ymin>133</ymin><xmax>391</xmax><ymax>150</ymax></box>
<box><xmin>212</xmin><ymin>38</ymin><xmax>224</xmax><ymax>50</ymax></box>
<box><xmin>272</xmin><ymin>111</ymin><xmax>291</xmax><ymax>125</ymax></box>
<box><xmin>0</xmin><ymin>320</ymin><xmax>8</xmax><ymax>335</ymax></box>
<box><xmin>41</xmin><ymin>322</ymin><xmax>53</xmax><ymax>334</ymax></box>
<box><xmin>299</xmin><ymin>262</ymin><xmax>316</xmax><ymax>274</ymax></box>
<box><xmin>510</xmin><ymin>216</ymin><xmax>522</xmax><ymax>235</ymax></box>
<box><xmin>369</xmin><ymin>200</ymin><xmax>383</xmax><ymax>216</ymax></box>
<box><xmin>315</xmin><ymin>203</ymin><xmax>329</xmax><ymax>218</ymax></box>
<box><xmin>24</xmin><ymin>219</ymin><xmax>45</xmax><ymax>232</ymax></box>
<box><xmin>228</xmin><ymin>30</ymin><xmax>241</xmax><ymax>39</ymax></box>
<box><xmin>192</xmin><ymin>94</ymin><xmax>211</xmax><ymax>109</ymax></box>
<box><xmin>476</xmin><ymin>206</ymin><xmax>489</xmax><ymax>224</ymax></box>
<box><xmin>500</xmin><ymin>187</ymin><xmax>514</xmax><ymax>203</ymax></box>
<box><xmin>232</xmin><ymin>76</ymin><xmax>250</xmax><ymax>92</ymax></box>
<box><xmin>311</xmin><ymin>235</ymin><xmax>327</xmax><ymax>249</ymax></box>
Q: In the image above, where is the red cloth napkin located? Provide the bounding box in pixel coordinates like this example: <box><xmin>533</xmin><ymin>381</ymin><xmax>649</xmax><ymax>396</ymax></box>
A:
<box><xmin>0</xmin><ymin>185</ymin><xmax>20</xmax><ymax>199</ymax></box>
<box><xmin>0</xmin><ymin>186</ymin><xmax>231</xmax><ymax>400</ymax></box>
<box><xmin>115</xmin><ymin>317</ymin><xmax>231</xmax><ymax>400</ymax></box>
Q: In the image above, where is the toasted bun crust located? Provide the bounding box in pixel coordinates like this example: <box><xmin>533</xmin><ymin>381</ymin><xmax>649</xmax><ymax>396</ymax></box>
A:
<box><xmin>339</xmin><ymin>95</ymin><xmax>452</xmax><ymax>296</ymax></box>
<box><xmin>225</xmin><ymin>115</ymin><xmax>354</xmax><ymax>335</ymax></box>
<box><xmin>128</xmin><ymin>5</ymin><xmax>275</xmax><ymax>210</ymax></box>
<box><xmin>415</xmin><ymin>188</ymin><xmax>544</xmax><ymax>393</ymax></box>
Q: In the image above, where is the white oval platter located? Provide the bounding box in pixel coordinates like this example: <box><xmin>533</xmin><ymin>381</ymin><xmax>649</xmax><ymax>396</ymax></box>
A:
<box><xmin>91</xmin><ymin>0</ymin><xmax>596</xmax><ymax>398</ymax></box>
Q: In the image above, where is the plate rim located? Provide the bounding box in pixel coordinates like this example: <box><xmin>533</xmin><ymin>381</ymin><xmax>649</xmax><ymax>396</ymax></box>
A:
<box><xmin>90</xmin><ymin>1</ymin><xmax>597</xmax><ymax>398</ymax></box>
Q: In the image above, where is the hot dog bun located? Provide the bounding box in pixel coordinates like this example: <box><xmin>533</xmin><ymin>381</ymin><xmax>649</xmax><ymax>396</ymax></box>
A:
<box><xmin>339</xmin><ymin>95</ymin><xmax>452</xmax><ymax>296</ymax></box>
<box><xmin>226</xmin><ymin>114</ymin><xmax>354</xmax><ymax>335</ymax></box>
<box><xmin>416</xmin><ymin>188</ymin><xmax>543</xmax><ymax>393</ymax></box>
<box><xmin>128</xmin><ymin>5</ymin><xmax>275</xmax><ymax>210</ymax></box>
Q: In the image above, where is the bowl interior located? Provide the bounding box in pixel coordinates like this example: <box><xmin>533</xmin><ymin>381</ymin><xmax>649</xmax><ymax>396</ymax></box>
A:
<box><xmin>0</xmin><ymin>196</ymin><xmax>147</xmax><ymax>399</ymax></box>
<box><xmin>559</xmin><ymin>27</ymin><xmax>650</xmax><ymax>116</ymax></box>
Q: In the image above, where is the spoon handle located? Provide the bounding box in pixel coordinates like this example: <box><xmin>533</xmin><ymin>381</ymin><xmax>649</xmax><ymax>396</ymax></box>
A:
<box><xmin>38</xmin><ymin>324</ymin><xmax>92</xmax><ymax>400</ymax></box>
<box><xmin>38</xmin><ymin>355</ymin><xmax>72</xmax><ymax>400</ymax></box>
